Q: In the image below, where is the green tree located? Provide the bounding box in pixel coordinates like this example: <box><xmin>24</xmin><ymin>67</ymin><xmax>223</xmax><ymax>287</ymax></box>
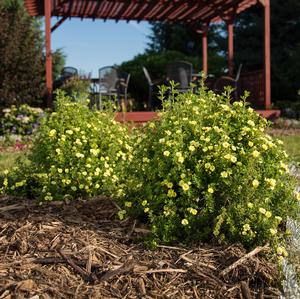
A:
<box><xmin>0</xmin><ymin>0</ymin><xmax>44</xmax><ymax>107</ymax></box>
<box><xmin>0</xmin><ymin>0</ymin><xmax>66</xmax><ymax>108</ymax></box>
<box><xmin>221</xmin><ymin>1</ymin><xmax>300</xmax><ymax>102</ymax></box>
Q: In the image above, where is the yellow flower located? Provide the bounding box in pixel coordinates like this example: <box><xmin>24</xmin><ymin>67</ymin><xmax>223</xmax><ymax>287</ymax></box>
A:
<box><xmin>66</xmin><ymin>129</ymin><xmax>73</xmax><ymax>135</ymax></box>
<box><xmin>189</xmin><ymin>145</ymin><xmax>195</xmax><ymax>152</ymax></box>
<box><xmin>144</xmin><ymin>207</ymin><xmax>149</xmax><ymax>213</ymax></box>
<box><xmin>166</xmin><ymin>182</ymin><xmax>173</xmax><ymax>188</ymax></box>
<box><xmin>181</xmin><ymin>219</ymin><xmax>189</xmax><ymax>226</ymax></box>
<box><xmin>265</xmin><ymin>211</ymin><xmax>272</xmax><ymax>218</ymax></box>
<box><xmin>125</xmin><ymin>201</ymin><xmax>132</xmax><ymax>208</ymax></box>
<box><xmin>252</xmin><ymin>150</ymin><xmax>260</xmax><ymax>158</ymax></box>
<box><xmin>247</xmin><ymin>202</ymin><xmax>253</xmax><ymax>208</ymax></box>
<box><xmin>163</xmin><ymin>150</ymin><xmax>170</xmax><ymax>157</ymax></box>
<box><xmin>167</xmin><ymin>189</ymin><xmax>177</xmax><ymax>198</ymax></box>
<box><xmin>252</xmin><ymin>179</ymin><xmax>259</xmax><ymax>188</ymax></box>
<box><xmin>165</xmin><ymin>130</ymin><xmax>172</xmax><ymax>136</ymax></box>
<box><xmin>3</xmin><ymin>169</ymin><xmax>9</xmax><ymax>175</ymax></box>
<box><xmin>275</xmin><ymin>216</ymin><xmax>282</xmax><ymax>222</ymax></box>
<box><xmin>221</xmin><ymin>171</ymin><xmax>228</xmax><ymax>178</ymax></box>
<box><xmin>295</xmin><ymin>192</ymin><xmax>300</xmax><ymax>201</ymax></box>
<box><xmin>270</xmin><ymin>228</ymin><xmax>277</xmax><ymax>235</ymax></box>
<box><xmin>49</xmin><ymin>129</ymin><xmax>56</xmax><ymax>137</ymax></box>
<box><xmin>208</xmin><ymin>187</ymin><xmax>214</xmax><ymax>194</ymax></box>
<box><xmin>248</xmin><ymin>141</ymin><xmax>254</xmax><ymax>147</ymax></box>
<box><xmin>247</xmin><ymin>120</ymin><xmax>255</xmax><ymax>127</ymax></box>
<box><xmin>222</xmin><ymin>142</ymin><xmax>230</xmax><ymax>148</ymax></box>
<box><xmin>262</xmin><ymin>144</ymin><xmax>268</xmax><ymax>150</ymax></box>
<box><xmin>265</xmin><ymin>178</ymin><xmax>276</xmax><ymax>190</ymax></box>
<box><xmin>176</xmin><ymin>152</ymin><xmax>182</xmax><ymax>157</ymax></box>
<box><xmin>178</xmin><ymin>156</ymin><xmax>185</xmax><ymax>163</ymax></box>
<box><xmin>187</xmin><ymin>208</ymin><xmax>197</xmax><ymax>215</ymax></box>
<box><xmin>57</xmin><ymin>168</ymin><xmax>63</xmax><ymax>173</ymax></box>
<box><xmin>230</xmin><ymin>156</ymin><xmax>237</xmax><ymax>163</ymax></box>
<box><xmin>243</xmin><ymin>224</ymin><xmax>250</xmax><ymax>231</ymax></box>
<box><xmin>181</xmin><ymin>183</ymin><xmax>190</xmax><ymax>192</ymax></box>
<box><xmin>142</xmin><ymin>200</ymin><xmax>147</xmax><ymax>206</ymax></box>
<box><xmin>259</xmin><ymin>207</ymin><xmax>266</xmax><ymax>214</ymax></box>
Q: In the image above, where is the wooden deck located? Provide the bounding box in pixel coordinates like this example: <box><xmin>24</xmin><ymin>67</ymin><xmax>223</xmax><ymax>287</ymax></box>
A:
<box><xmin>115</xmin><ymin>110</ymin><xmax>280</xmax><ymax>125</ymax></box>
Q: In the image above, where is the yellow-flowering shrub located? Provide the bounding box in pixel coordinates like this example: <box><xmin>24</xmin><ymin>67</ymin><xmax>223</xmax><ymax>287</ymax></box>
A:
<box><xmin>1</xmin><ymin>91</ymin><xmax>132</xmax><ymax>200</ymax></box>
<box><xmin>119</xmin><ymin>85</ymin><xmax>299</xmax><ymax>249</ymax></box>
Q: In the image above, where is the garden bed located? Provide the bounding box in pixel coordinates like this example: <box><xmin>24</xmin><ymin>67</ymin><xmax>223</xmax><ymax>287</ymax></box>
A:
<box><xmin>0</xmin><ymin>196</ymin><xmax>280</xmax><ymax>299</ymax></box>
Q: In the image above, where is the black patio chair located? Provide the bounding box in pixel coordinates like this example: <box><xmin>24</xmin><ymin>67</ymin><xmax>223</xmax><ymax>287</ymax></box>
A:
<box><xmin>166</xmin><ymin>60</ymin><xmax>193</xmax><ymax>92</ymax></box>
<box><xmin>117</xmin><ymin>71</ymin><xmax>131</xmax><ymax>102</ymax></box>
<box><xmin>213</xmin><ymin>64</ymin><xmax>243</xmax><ymax>101</ymax></box>
<box><xmin>98</xmin><ymin>66</ymin><xmax>119</xmax><ymax>108</ymax></box>
<box><xmin>61</xmin><ymin>66</ymin><xmax>78</xmax><ymax>81</ymax></box>
<box><xmin>142</xmin><ymin>66</ymin><xmax>163</xmax><ymax>109</ymax></box>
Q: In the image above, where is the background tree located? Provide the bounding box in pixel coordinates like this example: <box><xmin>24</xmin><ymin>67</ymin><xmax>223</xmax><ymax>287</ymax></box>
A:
<box><xmin>121</xmin><ymin>0</ymin><xmax>300</xmax><ymax>108</ymax></box>
<box><xmin>0</xmin><ymin>0</ymin><xmax>66</xmax><ymax>109</ymax></box>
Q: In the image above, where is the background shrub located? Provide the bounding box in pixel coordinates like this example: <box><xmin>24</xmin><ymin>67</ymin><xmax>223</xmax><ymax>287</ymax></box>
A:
<box><xmin>119</xmin><ymin>85</ymin><xmax>299</xmax><ymax>251</ymax></box>
<box><xmin>1</xmin><ymin>91</ymin><xmax>132</xmax><ymax>200</ymax></box>
<box><xmin>0</xmin><ymin>104</ymin><xmax>43</xmax><ymax>137</ymax></box>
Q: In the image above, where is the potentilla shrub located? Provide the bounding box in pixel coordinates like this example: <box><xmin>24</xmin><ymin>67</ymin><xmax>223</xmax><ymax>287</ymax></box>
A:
<box><xmin>119</xmin><ymin>86</ymin><xmax>299</xmax><ymax>252</ymax></box>
<box><xmin>1</xmin><ymin>91</ymin><xmax>132</xmax><ymax>200</ymax></box>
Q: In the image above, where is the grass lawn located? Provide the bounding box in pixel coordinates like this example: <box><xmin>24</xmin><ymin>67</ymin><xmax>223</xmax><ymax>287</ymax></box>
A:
<box><xmin>279</xmin><ymin>135</ymin><xmax>300</xmax><ymax>164</ymax></box>
<box><xmin>0</xmin><ymin>151</ymin><xmax>24</xmax><ymax>170</ymax></box>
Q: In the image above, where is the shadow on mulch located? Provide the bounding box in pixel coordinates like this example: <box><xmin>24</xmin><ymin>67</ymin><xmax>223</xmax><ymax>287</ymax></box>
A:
<box><xmin>0</xmin><ymin>196</ymin><xmax>280</xmax><ymax>299</ymax></box>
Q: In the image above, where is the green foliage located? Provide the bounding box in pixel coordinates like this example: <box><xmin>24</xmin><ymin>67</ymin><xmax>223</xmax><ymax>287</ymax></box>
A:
<box><xmin>59</xmin><ymin>75</ymin><xmax>91</xmax><ymax>100</ymax></box>
<box><xmin>0</xmin><ymin>0</ymin><xmax>44</xmax><ymax>107</ymax></box>
<box><xmin>119</xmin><ymin>85</ymin><xmax>299</xmax><ymax>251</ymax></box>
<box><xmin>0</xmin><ymin>104</ymin><xmax>43</xmax><ymax>136</ymax></box>
<box><xmin>1</xmin><ymin>91</ymin><xmax>132</xmax><ymax>200</ymax></box>
<box><xmin>231</xmin><ymin>1</ymin><xmax>300</xmax><ymax>102</ymax></box>
<box><xmin>120</xmin><ymin>50</ymin><xmax>224</xmax><ymax>108</ymax></box>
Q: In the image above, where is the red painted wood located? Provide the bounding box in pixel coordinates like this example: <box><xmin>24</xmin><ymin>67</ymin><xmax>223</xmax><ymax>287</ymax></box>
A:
<box><xmin>44</xmin><ymin>0</ymin><xmax>52</xmax><ymax>107</ymax></box>
<box><xmin>227</xmin><ymin>22</ymin><xmax>234</xmax><ymax>77</ymax></box>
<box><xmin>115</xmin><ymin>112</ymin><xmax>158</xmax><ymax>123</ymax></box>
<box><xmin>24</xmin><ymin>0</ymin><xmax>257</xmax><ymax>24</ymax></box>
<box><xmin>114</xmin><ymin>110</ymin><xmax>280</xmax><ymax>125</ymax></box>
<box><xmin>202</xmin><ymin>27</ymin><xmax>208</xmax><ymax>75</ymax></box>
<box><xmin>264</xmin><ymin>0</ymin><xmax>271</xmax><ymax>109</ymax></box>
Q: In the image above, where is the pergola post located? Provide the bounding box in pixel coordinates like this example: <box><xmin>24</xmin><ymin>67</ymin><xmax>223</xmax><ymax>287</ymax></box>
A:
<box><xmin>227</xmin><ymin>21</ymin><xmax>234</xmax><ymax>77</ymax></box>
<box><xmin>264</xmin><ymin>0</ymin><xmax>271</xmax><ymax>109</ymax></box>
<box><xmin>44</xmin><ymin>0</ymin><xmax>52</xmax><ymax>107</ymax></box>
<box><xmin>202</xmin><ymin>23</ymin><xmax>208</xmax><ymax>75</ymax></box>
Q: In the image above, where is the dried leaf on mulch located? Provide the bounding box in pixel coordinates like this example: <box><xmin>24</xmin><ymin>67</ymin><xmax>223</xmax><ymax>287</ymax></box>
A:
<box><xmin>0</xmin><ymin>196</ymin><xmax>281</xmax><ymax>298</ymax></box>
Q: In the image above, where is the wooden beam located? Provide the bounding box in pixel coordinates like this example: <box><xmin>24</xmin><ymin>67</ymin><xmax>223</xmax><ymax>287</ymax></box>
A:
<box><xmin>264</xmin><ymin>0</ymin><xmax>271</xmax><ymax>109</ymax></box>
<box><xmin>227</xmin><ymin>21</ymin><xmax>234</xmax><ymax>77</ymax></box>
<box><xmin>44</xmin><ymin>0</ymin><xmax>52</xmax><ymax>107</ymax></box>
<box><xmin>202</xmin><ymin>23</ymin><xmax>209</xmax><ymax>75</ymax></box>
<box><xmin>51</xmin><ymin>16</ymin><xmax>67</xmax><ymax>32</ymax></box>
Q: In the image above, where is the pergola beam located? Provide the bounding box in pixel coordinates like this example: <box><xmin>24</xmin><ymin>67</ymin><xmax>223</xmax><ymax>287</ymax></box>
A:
<box><xmin>44</xmin><ymin>0</ymin><xmax>52</xmax><ymax>107</ymax></box>
<box><xmin>51</xmin><ymin>16</ymin><xmax>67</xmax><ymax>32</ymax></box>
<box><xmin>264</xmin><ymin>0</ymin><xmax>271</xmax><ymax>109</ymax></box>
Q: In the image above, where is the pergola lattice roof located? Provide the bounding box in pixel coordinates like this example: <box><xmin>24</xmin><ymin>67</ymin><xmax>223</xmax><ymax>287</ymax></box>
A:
<box><xmin>24</xmin><ymin>0</ymin><xmax>257</xmax><ymax>24</ymax></box>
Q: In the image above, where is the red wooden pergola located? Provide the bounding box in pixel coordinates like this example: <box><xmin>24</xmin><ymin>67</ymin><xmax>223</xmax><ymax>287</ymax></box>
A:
<box><xmin>24</xmin><ymin>0</ymin><xmax>271</xmax><ymax>110</ymax></box>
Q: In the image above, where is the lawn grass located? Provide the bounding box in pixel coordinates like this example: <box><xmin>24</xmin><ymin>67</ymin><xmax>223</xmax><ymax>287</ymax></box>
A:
<box><xmin>279</xmin><ymin>135</ymin><xmax>300</xmax><ymax>164</ymax></box>
<box><xmin>0</xmin><ymin>151</ymin><xmax>23</xmax><ymax>171</ymax></box>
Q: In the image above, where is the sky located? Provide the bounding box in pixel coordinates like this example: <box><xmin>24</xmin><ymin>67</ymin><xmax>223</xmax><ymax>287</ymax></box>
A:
<box><xmin>51</xmin><ymin>18</ymin><xmax>151</xmax><ymax>78</ymax></box>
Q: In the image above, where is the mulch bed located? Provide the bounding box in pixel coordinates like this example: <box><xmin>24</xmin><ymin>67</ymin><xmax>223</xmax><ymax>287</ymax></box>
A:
<box><xmin>0</xmin><ymin>196</ymin><xmax>281</xmax><ymax>299</ymax></box>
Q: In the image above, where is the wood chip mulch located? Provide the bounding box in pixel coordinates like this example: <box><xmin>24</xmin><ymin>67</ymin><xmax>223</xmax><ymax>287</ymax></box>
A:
<box><xmin>0</xmin><ymin>196</ymin><xmax>281</xmax><ymax>299</ymax></box>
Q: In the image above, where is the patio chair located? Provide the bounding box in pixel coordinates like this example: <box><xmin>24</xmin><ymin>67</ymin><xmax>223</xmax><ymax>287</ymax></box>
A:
<box><xmin>142</xmin><ymin>66</ymin><xmax>163</xmax><ymax>109</ymax></box>
<box><xmin>61</xmin><ymin>66</ymin><xmax>78</xmax><ymax>81</ymax></box>
<box><xmin>213</xmin><ymin>64</ymin><xmax>243</xmax><ymax>101</ymax></box>
<box><xmin>166</xmin><ymin>60</ymin><xmax>193</xmax><ymax>92</ymax></box>
<box><xmin>117</xmin><ymin>72</ymin><xmax>130</xmax><ymax>100</ymax></box>
<box><xmin>98</xmin><ymin>66</ymin><xmax>119</xmax><ymax>109</ymax></box>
